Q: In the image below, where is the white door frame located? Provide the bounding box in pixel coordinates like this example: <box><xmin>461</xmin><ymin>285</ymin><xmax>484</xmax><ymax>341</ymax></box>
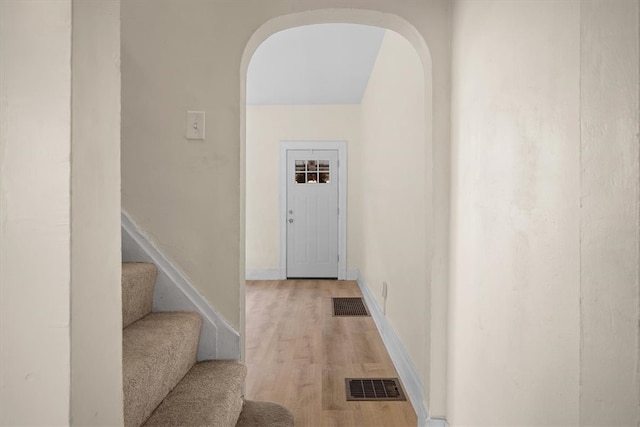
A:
<box><xmin>279</xmin><ymin>141</ymin><xmax>347</xmax><ymax>280</ymax></box>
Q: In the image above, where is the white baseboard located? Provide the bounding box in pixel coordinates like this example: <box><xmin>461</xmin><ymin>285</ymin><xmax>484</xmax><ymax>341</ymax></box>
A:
<box><xmin>355</xmin><ymin>271</ymin><xmax>430</xmax><ymax>426</ymax></box>
<box><xmin>345</xmin><ymin>269</ymin><xmax>359</xmax><ymax>280</ymax></box>
<box><xmin>426</xmin><ymin>418</ymin><xmax>448</xmax><ymax>427</ymax></box>
<box><xmin>246</xmin><ymin>269</ymin><xmax>282</xmax><ymax>280</ymax></box>
<box><xmin>121</xmin><ymin>211</ymin><xmax>240</xmax><ymax>361</ymax></box>
<box><xmin>246</xmin><ymin>268</ymin><xmax>360</xmax><ymax>281</ymax></box>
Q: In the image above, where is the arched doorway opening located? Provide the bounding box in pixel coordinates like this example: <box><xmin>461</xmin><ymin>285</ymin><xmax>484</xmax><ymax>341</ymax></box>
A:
<box><xmin>240</xmin><ymin>9</ymin><xmax>442</xmax><ymax>424</ymax></box>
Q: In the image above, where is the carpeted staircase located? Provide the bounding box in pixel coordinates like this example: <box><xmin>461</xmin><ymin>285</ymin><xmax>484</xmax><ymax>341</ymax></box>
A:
<box><xmin>122</xmin><ymin>262</ymin><xmax>294</xmax><ymax>427</ymax></box>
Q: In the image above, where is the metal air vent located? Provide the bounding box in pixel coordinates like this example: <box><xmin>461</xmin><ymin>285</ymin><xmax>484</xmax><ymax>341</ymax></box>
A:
<box><xmin>332</xmin><ymin>297</ymin><xmax>369</xmax><ymax>316</ymax></box>
<box><xmin>345</xmin><ymin>378</ymin><xmax>406</xmax><ymax>401</ymax></box>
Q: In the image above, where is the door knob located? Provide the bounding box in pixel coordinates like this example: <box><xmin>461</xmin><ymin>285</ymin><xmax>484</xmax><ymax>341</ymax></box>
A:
<box><xmin>288</xmin><ymin>218</ymin><xmax>294</xmax><ymax>223</ymax></box>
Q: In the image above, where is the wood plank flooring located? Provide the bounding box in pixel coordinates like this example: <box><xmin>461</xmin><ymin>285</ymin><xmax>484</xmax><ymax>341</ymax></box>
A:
<box><xmin>245</xmin><ymin>280</ymin><xmax>417</xmax><ymax>427</ymax></box>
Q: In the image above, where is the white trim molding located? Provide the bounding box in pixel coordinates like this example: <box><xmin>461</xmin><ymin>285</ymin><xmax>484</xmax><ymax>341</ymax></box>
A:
<box><xmin>425</xmin><ymin>418</ymin><xmax>448</xmax><ymax>427</ymax></box>
<box><xmin>121</xmin><ymin>211</ymin><xmax>241</xmax><ymax>361</ymax></box>
<box><xmin>346</xmin><ymin>269</ymin><xmax>359</xmax><ymax>280</ymax></box>
<box><xmin>279</xmin><ymin>140</ymin><xmax>348</xmax><ymax>280</ymax></box>
<box><xmin>245</xmin><ymin>269</ymin><xmax>281</xmax><ymax>280</ymax></box>
<box><xmin>356</xmin><ymin>270</ymin><xmax>431</xmax><ymax>426</ymax></box>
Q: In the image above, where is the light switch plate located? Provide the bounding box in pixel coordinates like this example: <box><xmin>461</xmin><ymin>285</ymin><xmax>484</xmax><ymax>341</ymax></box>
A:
<box><xmin>186</xmin><ymin>111</ymin><xmax>205</xmax><ymax>140</ymax></box>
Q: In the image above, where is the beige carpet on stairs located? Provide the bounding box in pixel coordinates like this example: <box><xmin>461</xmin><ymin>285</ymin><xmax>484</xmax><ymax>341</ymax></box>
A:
<box><xmin>122</xmin><ymin>263</ymin><xmax>157</xmax><ymax>327</ymax></box>
<box><xmin>143</xmin><ymin>361</ymin><xmax>246</xmax><ymax>427</ymax></box>
<box><xmin>123</xmin><ymin>312</ymin><xmax>201</xmax><ymax>427</ymax></box>
<box><xmin>235</xmin><ymin>400</ymin><xmax>295</xmax><ymax>427</ymax></box>
<box><xmin>122</xmin><ymin>262</ymin><xmax>294</xmax><ymax>426</ymax></box>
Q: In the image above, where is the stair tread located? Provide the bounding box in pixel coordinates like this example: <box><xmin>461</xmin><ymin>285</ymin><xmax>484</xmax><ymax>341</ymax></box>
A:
<box><xmin>143</xmin><ymin>360</ymin><xmax>247</xmax><ymax>427</ymax></box>
<box><xmin>235</xmin><ymin>400</ymin><xmax>294</xmax><ymax>427</ymax></box>
<box><xmin>122</xmin><ymin>262</ymin><xmax>157</xmax><ymax>328</ymax></box>
<box><xmin>123</xmin><ymin>312</ymin><xmax>202</xmax><ymax>427</ymax></box>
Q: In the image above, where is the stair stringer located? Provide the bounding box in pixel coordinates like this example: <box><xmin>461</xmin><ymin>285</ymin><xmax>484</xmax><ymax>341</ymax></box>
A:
<box><xmin>121</xmin><ymin>211</ymin><xmax>240</xmax><ymax>361</ymax></box>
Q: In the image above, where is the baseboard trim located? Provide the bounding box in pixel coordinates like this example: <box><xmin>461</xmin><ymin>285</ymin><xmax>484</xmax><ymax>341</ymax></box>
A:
<box><xmin>355</xmin><ymin>270</ymin><xmax>430</xmax><ymax>426</ymax></box>
<box><xmin>246</xmin><ymin>269</ymin><xmax>282</xmax><ymax>280</ymax></box>
<box><xmin>425</xmin><ymin>417</ymin><xmax>448</xmax><ymax>427</ymax></box>
<box><xmin>246</xmin><ymin>268</ymin><xmax>360</xmax><ymax>281</ymax></box>
<box><xmin>346</xmin><ymin>269</ymin><xmax>359</xmax><ymax>280</ymax></box>
<box><xmin>121</xmin><ymin>211</ymin><xmax>240</xmax><ymax>361</ymax></box>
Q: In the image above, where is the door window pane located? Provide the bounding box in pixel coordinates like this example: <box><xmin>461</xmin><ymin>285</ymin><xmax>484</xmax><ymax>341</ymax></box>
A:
<box><xmin>294</xmin><ymin>160</ymin><xmax>330</xmax><ymax>184</ymax></box>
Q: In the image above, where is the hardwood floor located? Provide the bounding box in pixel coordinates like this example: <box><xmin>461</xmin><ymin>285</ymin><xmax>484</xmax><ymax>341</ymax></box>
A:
<box><xmin>245</xmin><ymin>280</ymin><xmax>417</xmax><ymax>427</ymax></box>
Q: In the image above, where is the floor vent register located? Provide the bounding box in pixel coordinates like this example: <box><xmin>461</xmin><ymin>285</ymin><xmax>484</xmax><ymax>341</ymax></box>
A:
<box><xmin>345</xmin><ymin>378</ymin><xmax>406</xmax><ymax>401</ymax></box>
<box><xmin>332</xmin><ymin>297</ymin><xmax>370</xmax><ymax>317</ymax></box>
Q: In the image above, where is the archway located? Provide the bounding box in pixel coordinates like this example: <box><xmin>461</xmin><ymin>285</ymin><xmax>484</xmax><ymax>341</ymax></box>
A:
<box><xmin>240</xmin><ymin>9</ymin><xmax>442</xmax><ymax>424</ymax></box>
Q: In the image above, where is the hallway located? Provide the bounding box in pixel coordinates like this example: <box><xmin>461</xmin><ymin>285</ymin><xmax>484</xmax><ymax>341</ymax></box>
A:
<box><xmin>245</xmin><ymin>280</ymin><xmax>417</xmax><ymax>426</ymax></box>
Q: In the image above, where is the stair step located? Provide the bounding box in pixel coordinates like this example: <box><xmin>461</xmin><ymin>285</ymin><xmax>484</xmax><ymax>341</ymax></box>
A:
<box><xmin>122</xmin><ymin>262</ymin><xmax>157</xmax><ymax>328</ymax></box>
<box><xmin>235</xmin><ymin>400</ymin><xmax>294</xmax><ymax>427</ymax></box>
<box><xmin>123</xmin><ymin>312</ymin><xmax>202</xmax><ymax>427</ymax></box>
<box><xmin>143</xmin><ymin>361</ymin><xmax>247</xmax><ymax>427</ymax></box>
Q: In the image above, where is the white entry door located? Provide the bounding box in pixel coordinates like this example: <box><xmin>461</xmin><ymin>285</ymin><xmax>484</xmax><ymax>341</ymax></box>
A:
<box><xmin>286</xmin><ymin>149</ymin><xmax>339</xmax><ymax>278</ymax></box>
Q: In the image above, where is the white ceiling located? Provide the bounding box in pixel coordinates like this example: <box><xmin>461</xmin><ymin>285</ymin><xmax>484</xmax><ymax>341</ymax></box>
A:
<box><xmin>247</xmin><ymin>24</ymin><xmax>385</xmax><ymax>105</ymax></box>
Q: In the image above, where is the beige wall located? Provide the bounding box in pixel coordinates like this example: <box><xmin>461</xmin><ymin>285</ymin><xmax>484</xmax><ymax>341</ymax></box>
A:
<box><xmin>354</xmin><ymin>29</ymin><xmax>429</xmax><ymax>401</ymax></box>
<box><xmin>1</xmin><ymin>1</ymin><xmax>123</xmax><ymax>424</ymax></box>
<box><xmin>449</xmin><ymin>1</ymin><xmax>639</xmax><ymax>426</ymax></box>
<box><xmin>1</xmin><ymin>1</ymin><xmax>73</xmax><ymax>424</ymax></box>
<box><xmin>70</xmin><ymin>1</ymin><xmax>123</xmax><ymax>425</ymax></box>
<box><xmin>246</xmin><ymin>105</ymin><xmax>360</xmax><ymax>271</ymax></box>
<box><xmin>579</xmin><ymin>1</ymin><xmax>640</xmax><ymax>424</ymax></box>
